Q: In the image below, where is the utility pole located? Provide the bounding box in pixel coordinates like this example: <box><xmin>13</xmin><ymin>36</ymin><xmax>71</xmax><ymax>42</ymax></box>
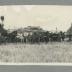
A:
<box><xmin>56</xmin><ymin>27</ymin><xmax>58</xmax><ymax>33</ymax></box>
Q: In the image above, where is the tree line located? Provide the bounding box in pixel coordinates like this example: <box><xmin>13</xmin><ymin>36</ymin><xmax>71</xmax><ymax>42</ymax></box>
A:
<box><xmin>0</xmin><ymin>23</ymin><xmax>69</xmax><ymax>44</ymax></box>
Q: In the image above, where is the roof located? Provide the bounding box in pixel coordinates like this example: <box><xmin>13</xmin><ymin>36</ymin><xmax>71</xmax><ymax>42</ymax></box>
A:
<box><xmin>7</xmin><ymin>29</ymin><xmax>17</xmax><ymax>33</ymax></box>
<box><xmin>17</xmin><ymin>26</ymin><xmax>46</xmax><ymax>33</ymax></box>
<box><xmin>67</xmin><ymin>24</ymin><xmax>72</xmax><ymax>35</ymax></box>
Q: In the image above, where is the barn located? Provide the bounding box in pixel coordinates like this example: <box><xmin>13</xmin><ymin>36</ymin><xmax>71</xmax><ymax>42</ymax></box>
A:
<box><xmin>17</xmin><ymin>26</ymin><xmax>46</xmax><ymax>37</ymax></box>
<box><xmin>16</xmin><ymin>26</ymin><xmax>46</xmax><ymax>43</ymax></box>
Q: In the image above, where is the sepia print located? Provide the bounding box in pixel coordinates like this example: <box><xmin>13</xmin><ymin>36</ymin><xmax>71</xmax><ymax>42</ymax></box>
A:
<box><xmin>0</xmin><ymin>5</ymin><xmax>72</xmax><ymax>63</ymax></box>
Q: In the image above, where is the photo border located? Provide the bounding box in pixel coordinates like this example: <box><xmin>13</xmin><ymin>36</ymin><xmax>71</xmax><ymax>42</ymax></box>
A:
<box><xmin>0</xmin><ymin>0</ymin><xmax>72</xmax><ymax>72</ymax></box>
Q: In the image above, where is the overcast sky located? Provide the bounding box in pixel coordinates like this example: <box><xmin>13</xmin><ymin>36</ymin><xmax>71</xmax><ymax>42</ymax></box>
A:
<box><xmin>0</xmin><ymin>5</ymin><xmax>72</xmax><ymax>32</ymax></box>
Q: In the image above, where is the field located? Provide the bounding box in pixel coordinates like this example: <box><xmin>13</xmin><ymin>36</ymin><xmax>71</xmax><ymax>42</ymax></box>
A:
<box><xmin>0</xmin><ymin>42</ymin><xmax>72</xmax><ymax>63</ymax></box>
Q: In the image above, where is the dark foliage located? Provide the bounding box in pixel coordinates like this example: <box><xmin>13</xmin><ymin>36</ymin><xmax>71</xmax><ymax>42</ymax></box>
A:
<box><xmin>0</xmin><ymin>23</ymin><xmax>69</xmax><ymax>44</ymax></box>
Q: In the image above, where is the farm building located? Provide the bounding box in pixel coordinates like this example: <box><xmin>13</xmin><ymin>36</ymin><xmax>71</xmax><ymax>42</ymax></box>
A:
<box><xmin>67</xmin><ymin>24</ymin><xmax>72</xmax><ymax>35</ymax></box>
<box><xmin>16</xmin><ymin>26</ymin><xmax>47</xmax><ymax>43</ymax></box>
<box><xmin>17</xmin><ymin>26</ymin><xmax>46</xmax><ymax>37</ymax></box>
<box><xmin>67</xmin><ymin>24</ymin><xmax>72</xmax><ymax>41</ymax></box>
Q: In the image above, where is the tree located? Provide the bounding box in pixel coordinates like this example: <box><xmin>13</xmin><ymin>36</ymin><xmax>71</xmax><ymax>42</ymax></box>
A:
<box><xmin>1</xmin><ymin>16</ymin><xmax>4</xmax><ymax>25</ymax></box>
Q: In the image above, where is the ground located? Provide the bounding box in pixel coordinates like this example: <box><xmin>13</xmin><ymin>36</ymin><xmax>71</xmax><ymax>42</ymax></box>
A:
<box><xmin>0</xmin><ymin>42</ymin><xmax>72</xmax><ymax>63</ymax></box>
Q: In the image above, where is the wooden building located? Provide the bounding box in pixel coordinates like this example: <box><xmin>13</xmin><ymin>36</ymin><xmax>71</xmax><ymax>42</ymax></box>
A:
<box><xmin>67</xmin><ymin>24</ymin><xmax>72</xmax><ymax>41</ymax></box>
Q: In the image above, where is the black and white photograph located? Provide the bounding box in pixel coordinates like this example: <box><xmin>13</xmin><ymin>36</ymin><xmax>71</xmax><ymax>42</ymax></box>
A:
<box><xmin>0</xmin><ymin>5</ymin><xmax>72</xmax><ymax>63</ymax></box>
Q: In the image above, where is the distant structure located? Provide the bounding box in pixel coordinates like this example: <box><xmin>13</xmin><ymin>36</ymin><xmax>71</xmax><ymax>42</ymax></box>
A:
<box><xmin>17</xmin><ymin>26</ymin><xmax>45</xmax><ymax>36</ymax></box>
<box><xmin>67</xmin><ymin>23</ymin><xmax>72</xmax><ymax>41</ymax></box>
<box><xmin>16</xmin><ymin>26</ymin><xmax>46</xmax><ymax>43</ymax></box>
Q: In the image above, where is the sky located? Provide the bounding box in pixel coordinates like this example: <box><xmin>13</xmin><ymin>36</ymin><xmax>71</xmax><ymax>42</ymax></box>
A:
<box><xmin>0</xmin><ymin>5</ymin><xmax>72</xmax><ymax>32</ymax></box>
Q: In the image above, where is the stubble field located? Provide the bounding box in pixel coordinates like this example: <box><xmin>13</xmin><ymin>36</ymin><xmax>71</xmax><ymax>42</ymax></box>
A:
<box><xmin>0</xmin><ymin>42</ymin><xmax>72</xmax><ymax>63</ymax></box>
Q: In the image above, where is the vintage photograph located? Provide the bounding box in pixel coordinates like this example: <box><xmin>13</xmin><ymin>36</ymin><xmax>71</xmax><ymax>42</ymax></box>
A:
<box><xmin>0</xmin><ymin>5</ymin><xmax>72</xmax><ymax>63</ymax></box>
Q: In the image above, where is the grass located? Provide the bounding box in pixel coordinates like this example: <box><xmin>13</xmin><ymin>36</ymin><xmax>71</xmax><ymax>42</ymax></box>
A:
<box><xmin>0</xmin><ymin>42</ymin><xmax>72</xmax><ymax>63</ymax></box>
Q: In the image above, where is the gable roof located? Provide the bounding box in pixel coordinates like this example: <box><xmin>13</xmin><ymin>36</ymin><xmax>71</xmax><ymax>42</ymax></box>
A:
<box><xmin>17</xmin><ymin>26</ymin><xmax>46</xmax><ymax>33</ymax></box>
